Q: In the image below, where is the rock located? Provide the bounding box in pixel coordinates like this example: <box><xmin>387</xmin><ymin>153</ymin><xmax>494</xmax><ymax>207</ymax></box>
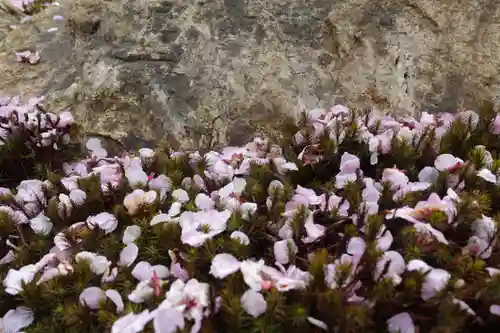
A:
<box><xmin>0</xmin><ymin>0</ymin><xmax>500</xmax><ymax>149</ymax></box>
<box><xmin>0</xmin><ymin>1</ymin><xmax>23</xmax><ymax>39</ymax></box>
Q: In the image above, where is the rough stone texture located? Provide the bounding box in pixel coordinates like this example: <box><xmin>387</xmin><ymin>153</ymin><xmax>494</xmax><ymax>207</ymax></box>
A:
<box><xmin>0</xmin><ymin>0</ymin><xmax>500</xmax><ymax>148</ymax></box>
<box><xmin>0</xmin><ymin>2</ymin><xmax>21</xmax><ymax>40</ymax></box>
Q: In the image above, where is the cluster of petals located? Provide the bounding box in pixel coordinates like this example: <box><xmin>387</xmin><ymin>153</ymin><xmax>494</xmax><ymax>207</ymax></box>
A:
<box><xmin>3</xmin><ymin>102</ymin><xmax>500</xmax><ymax>333</ymax></box>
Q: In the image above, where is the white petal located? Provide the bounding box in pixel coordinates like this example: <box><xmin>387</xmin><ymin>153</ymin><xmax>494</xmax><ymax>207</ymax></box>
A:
<box><xmin>387</xmin><ymin>312</ymin><xmax>415</xmax><ymax>333</ymax></box>
<box><xmin>119</xmin><ymin>243</ymin><xmax>139</xmax><ymax>267</ymax></box>
<box><xmin>172</xmin><ymin>189</ymin><xmax>189</xmax><ymax>203</ymax></box>
<box><xmin>111</xmin><ymin>310</ymin><xmax>152</xmax><ymax>333</ymax></box>
<box><xmin>478</xmin><ymin>168</ymin><xmax>497</xmax><ymax>184</ymax></box>
<box><xmin>106</xmin><ymin>289</ymin><xmax>125</xmax><ymax>313</ymax></box>
<box><xmin>307</xmin><ymin>317</ymin><xmax>328</xmax><ymax>330</ymax></box>
<box><xmin>143</xmin><ymin>191</ymin><xmax>157</xmax><ymax>205</ymax></box>
<box><xmin>347</xmin><ymin>237</ymin><xmax>366</xmax><ymax>256</ymax></box>
<box><xmin>153</xmin><ymin>308</ymin><xmax>185</xmax><ymax>333</ymax></box>
<box><xmin>139</xmin><ymin>148</ymin><xmax>155</xmax><ymax>159</ymax></box>
<box><xmin>230</xmin><ymin>231</ymin><xmax>250</xmax><ymax>245</ymax></box>
<box><xmin>241</xmin><ymin>289</ymin><xmax>267</xmax><ymax>318</ymax></box>
<box><xmin>195</xmin><ymin>193</ymin><xmax>214</xmax><ymax>211</ymax></box>
<box><xmin>435</xmin><ymin>154</ymin><xmax>459</xmax><ymax>172</ymax></box>
<box><xmin>92</xmin><ymin>256</ymin><xmax>111</xmax><ymax>275</ymax></box>
<box><xmin>123</xmin><ymin>225</ymin><xmax>142</xmax><ymax>244</ymax></box>
<box><xmin>490</xmin><ymin>304</ymin><xmax>500</xmax><ymax>316</ymax></box>
<box><xmin>69</xmin><ymin>189</ymin><xmax>87</xmax><ymax>206</ymax></box>
<box><xmin>418</xmin><ymin>167</ymin><xmax>439</xmax><ymax>183</ymax></box>
<box><xmin>131</xmin><ymin>262</ymin><xmax>168</xmax><ymax>281</ymax></box>
<box><xmin>150</xmin><ymin>213</ymin><xmax>170</xmax><ymax>226</ymax></box>
<box><xmin>152</xmin><ymin>265</ymin><xmax>169</xmax><ymax>279</ymax></box>
<box><xmin>233</xmin><ymin>178</ymin><xmax>247</xmax><ymax>195</ymax></box>
<box><xmin>2</xmin><ymin>307</ymin><xmax>34</xmax><ymax>333</ymax></box>
<box><xmin>80</xmin><ymin>287</ymin><xmax>106</xmax><ymax>309</ymax></box>
<box><xmin>240</xmin><ymin>202</ymin><xmax>257</xmax><ymax>220</ymax></box>
<box><xmin>102</xmin><ymin>267</ymin><xmax>119</xmax><ymax>283</ymax></box>
<box><xmin>406</xmin><ymin>259</ymin><xmax>431</xmax><ymax>273</ymax></box>
<box><xmin>132</xmin><ymin>261</ymin><xmax>153</xmax><ymax>281</ymax></box>
<box><xmin>29</xmin><ymin>212</ymin><xmax>53</xmax><ymax>235</ymax></box>
<box><xmin>128</xmin><ymin>280</ymin><xmax>154</xmax><ymax>303</ymax></box>
<box><xmin>126</xmin><ymin>168</ymin><xmax>148</xmax><ymax>188</ymax></box>
<box><xmin>3</xmin><ymin>265</ymin><xmax>37</xmax><ymax>295</ymax></box>
<box><xmin>374</xmin><ymin>251</ymin><xmax>406</xmax><ymax>284</ymax></box>
<box><xmin>87</xmin><ymin>213</ymin><xmax>118</xmax><ymax>234</ymax></box>
<box><xmin>421</xmin><ymin>268</ymin><xmax>450</xmax><ymax>300</ymax></box>
<box><xmin>210</xmin><ymin>253</ymin><xmax>241</xmax><ymax>279</ymax></box>
<box><xmin>414</xmin><ymin>222</ymin><xmax>449</xmax><ymax>245</ymax></box>
<box><xmin>37</xmin><ymin>267</ymin><xmax>61</xmax><ymax>285</ymax></box>
<box><xmin>168</xmin><ymin>202</ymin><xmax>182</xmax><ymax>217</ymax></box>
<box><xmin>376</xmin><ymin>231</ymin><xmax>393</xmax><ymax>251</ymax></box>
<box><xmin>487</xmin><ymin>267</ymin><xmax>500</xmax><ymax>277</ymax></box>
<box><xmin>273</xmin><ymin>239</ymin><xmax>298</xmax><ymax>265</ymax></box>
<box><xmin>0</xmin><ymin>250</ymin><xmax>15</xmax><ymax>265</ymax></box>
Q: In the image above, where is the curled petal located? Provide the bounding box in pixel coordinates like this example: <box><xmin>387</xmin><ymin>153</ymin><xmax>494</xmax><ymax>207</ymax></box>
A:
<box><xmin>106</xmin><ymin>289</ymin><xmax>125</xmax><ymax>313</ymax></box>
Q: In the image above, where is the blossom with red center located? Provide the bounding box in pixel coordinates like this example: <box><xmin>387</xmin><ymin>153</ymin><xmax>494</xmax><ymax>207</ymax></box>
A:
<box><xmin>183</xmin><ymin>298</ymin><xmax>198</xmax><ymax>309</ymax></box>
<box><xmin>448</xmin><ymin>162</ymin><xmax>463</xmax><ymax>173</ymax></box>
<box><xmin>224</xmin><ymin>153</ymin><xmax>244</xmax><ymax>165</ymax></box>
<box><xmin>150</xmin><ymin>271</ymin><xmax>162</xmax><ymax>297</ymax></box>
<box><xmin>230</xmin><ymin>192</ymin><xmax>244</xmax><ymax>204</ymax></box>
<box><xmin>468</xmin><ymin>243</ymin><xmax>481</xmax><ymax>255</ymax></box>
<box><xmin>260</xmin><ymin>279</ymin><xmax>273</xmax><ymax>291</ymax></box>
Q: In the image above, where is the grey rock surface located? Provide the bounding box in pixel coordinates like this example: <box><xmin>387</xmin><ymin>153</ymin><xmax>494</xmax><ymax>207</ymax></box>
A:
<box><xmin>0</xmin><ymin>0</ymin><xmax>500</xmax><ymax>148</ymax></box>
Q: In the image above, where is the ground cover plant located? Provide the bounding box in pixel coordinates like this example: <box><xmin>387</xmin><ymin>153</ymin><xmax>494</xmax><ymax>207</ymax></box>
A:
<box><xmin>2</xmin><ymin>95</ymin><xmax>500</xmax><ymax>333</ymax></box>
